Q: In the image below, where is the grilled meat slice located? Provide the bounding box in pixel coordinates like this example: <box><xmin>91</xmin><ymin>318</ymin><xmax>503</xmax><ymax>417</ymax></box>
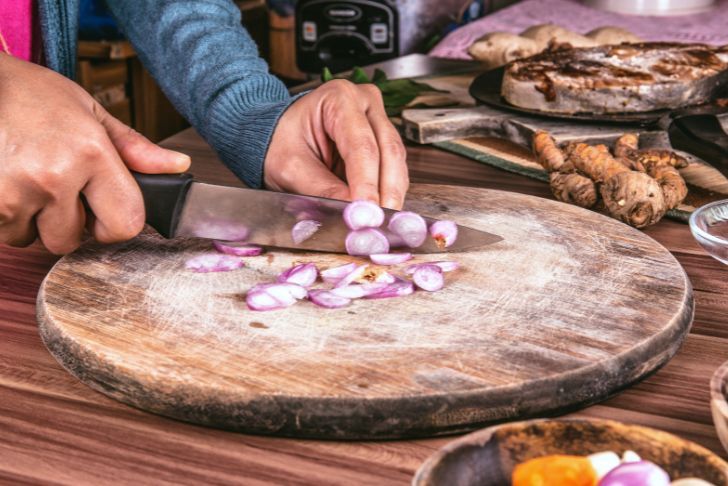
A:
<box><xmin>501</xmin><ymin>42</ymin><xmax>728</xmax><ymax>114</ymax></box>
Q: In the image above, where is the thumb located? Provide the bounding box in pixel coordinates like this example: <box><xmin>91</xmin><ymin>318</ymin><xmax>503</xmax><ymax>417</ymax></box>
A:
<box><xmin>95</xmin><ymin>104</ymin><xmax>191</xmax><ymax>174</ymax></box>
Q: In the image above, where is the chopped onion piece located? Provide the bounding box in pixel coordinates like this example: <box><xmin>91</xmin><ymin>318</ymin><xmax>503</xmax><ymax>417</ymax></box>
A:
<box><xmin>309</xmin><ymin>290</ymin><xmax>352</xmax><ymax>308</ymax></box>
<box><xmin>246</xmin><ymin>283</ymin><xmax>307</xmax><ymax>311</ymax></box>
<box><xmin>412</xmin><ymin>264</ymin><xmax>444</xmax><ymax>292</ymax></box>
<box><xmin>405</xmin><ymin>261</ymin><xmax>460</xmax><ymax>274</ymax></box>
<box><xmin>385</xmin><ymin>230</ymin><xmax>407</xmax><ymax>249</ymax></box>
<box><xmin>345</xmin><ymin>228</ymin><xmax>389</xmax><ymax>256</ymax></box>
<box><xmin>185</xmin><ymin>253</ymin><xmax>245</xmax><ymax>273</ymax></box>
<box><xmin>334</xmin><ymin>263</ymin><xmax>370</xmax><ymax>288</ymax></box>
<box><xmin>291</xmin><ymin>220</ymin><xmax>321</xmax><ymax>244</ymax></box>
<box><xmin>343</xmin><ymin>200</ymin><xmax>385</xmax><ymax>230</ymax></box>
<box><xmin>330</xmin><ymin>282</ymin><xmax>388</xmax><ymax>299</ymax></box>
<box><xmin>370</xmin><ymin>252</ymin><xmax>412</xmax><ymax>265</ymax></box>
<box><xmin>320</xmin><ymin>262</ymin><xmax>358</xmax><ymax>284</ymax></box>
<box><xmin>364</xmin><ymin>278</ymin><xmax>415</xmax><ymax>299</ymax></box>
<box><xmin>588</xmin><ymin>451</ymin><xmax>621</xmax><ymax>480</ymax></box>
<box><xmin>429</xmin><ymin>220</ymin><xmax>458</xmax><ymax>248</ymax></box>
<box><xmin>212</xmin><ymin>241</ymin><xmax>263</xmax><ymax>257</ymax></box>
<box><xmin>277</xmin><ymin>263</ymin><xmax>318</xmax><ymax>288</ymax></box>
<box><xmin>387</xmin><ymin>211</ymin><xmax>427</xmax><ymax>248</ymax></box>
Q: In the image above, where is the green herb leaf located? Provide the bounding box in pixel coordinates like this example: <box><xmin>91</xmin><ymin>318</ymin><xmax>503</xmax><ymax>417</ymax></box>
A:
<box><xmin>349</xmin><ymin>67</ymin><xmax>371</xmax><ymax>84</ymax></box>
<box><xmin>321</xmin><ymin>67</ymin><xmax>334</xmax><ymax>83</ymax></box>
<box><xmin>372</xmin><ymin>68</ymin><xmax>388</xmax><ymax>85</ymax></box>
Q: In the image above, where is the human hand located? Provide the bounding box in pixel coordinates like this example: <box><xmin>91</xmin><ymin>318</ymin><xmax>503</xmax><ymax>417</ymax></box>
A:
<box><xmin>263</xmin><ymin>79</ymin><xmax>409</xmax><ymax>209</ymax></box>
<box><xmin>0</xmin><ymin>54</ymin><xmax>190</xmax><ymax>254</ymax></box>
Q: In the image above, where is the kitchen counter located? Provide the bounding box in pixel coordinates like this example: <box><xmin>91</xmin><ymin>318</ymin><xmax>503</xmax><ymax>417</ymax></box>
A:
<box><xmin>2</xmin><ymin>108</ymin><xmax>728</xmax><ymax>485</ymax></box>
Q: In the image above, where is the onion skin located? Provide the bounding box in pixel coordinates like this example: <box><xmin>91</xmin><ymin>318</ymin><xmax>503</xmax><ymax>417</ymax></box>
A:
<box><xmin>599</xmin><ymin>461</ymin><xmax>670</xmax><ymax>486</ymax></box>
<box><xmin>212</xmin><ymin>241</ymin><xmax>263</xmax><ymax>257</ymax></box>
<box><xmin>277</xmin><ymin>263</ymin><xmax>318</xmax><ymax>288</ymax></box>
<box><xmin>309</xmin><ymin>290</ymin><xmax>352</xmax><ymax>308</ymax></box>
<box><xmin>412</xmin><ymin>264</ymin><xmax>444</xmax><ymax>292</ymax></box>
<box><xmin>429</xmin><ymin>220</ymin><xmax>458</xmax><ymax>248</ymax></box>
<box><xmin>345</xmin><ymin>228</ymin><xmax>390</xmax><ymax>256</ymax></box>
<box><xmin>387</xmin><ymin>211</ymin><xmax>428</xmax><ymax>248</ymax></box>
<box><xmin>343</xmin><ymin>200</ymin><xmax>385</xmax><ymax>230</ymax></box>
<box><xmin>185</xmin><ymin>254</ymin><xmax>245</xmax><ymax>273</ymax></box>
<box><xmin>370</xmin><ymin>253</ymin><xmax>413</xmax><ymax>265</ymax></box>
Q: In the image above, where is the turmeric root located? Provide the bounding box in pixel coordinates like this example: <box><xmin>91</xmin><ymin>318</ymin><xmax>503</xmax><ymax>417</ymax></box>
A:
<box><xmin>533</xmin><ymin>132</ymin><xmax>598</xmax><ymax>208</ymax></box>
<box><xmin>549</xmin><ymin>172</ymin><xmax>598</xmax><ymax>208</ymax></box>
<box><xmin>644</xmin><ymin>164</ymin><xmax>688</xmax><ymax>210</ymax></box>
<box><xmin>616</xmin><ymin>138</ymin><xmax>688</xmax><ymax>210</ymax></box>
<box><xmin>566</xmin><ymin>142</ymin><xmax>666</xmax><ymax>228</ymax></box>
<box><xmin>614</xmin><ymin>133</ymin><xmax>639</xmax><ymax>158</ymax></box>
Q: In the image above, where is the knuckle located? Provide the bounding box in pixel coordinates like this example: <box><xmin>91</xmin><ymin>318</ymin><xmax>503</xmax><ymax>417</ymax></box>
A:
<box><xmin>327</xmin><ymin>78</ymin><xmax>358</xmax><ymax>96</ymax></box>
<box><xmin>361</xmin><ymin>83</ymin><xmax>382</xmax><ymax>99</ymax></box>
<box><xmin>383</xmin><ymin>139</ymin><xmax>407</xmax><ymax>161</ymax></box>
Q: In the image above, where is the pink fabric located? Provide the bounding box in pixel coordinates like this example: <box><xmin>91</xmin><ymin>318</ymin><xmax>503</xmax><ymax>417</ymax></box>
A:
<box><xmin>0</xmin><ymin>0</ymin><xmax>35</xmax><ymax>61</ymax></box>
<box><xmin>430</xmin><ymin>0</ymin><xmax>728</xmax><ymax>60</ymax></box>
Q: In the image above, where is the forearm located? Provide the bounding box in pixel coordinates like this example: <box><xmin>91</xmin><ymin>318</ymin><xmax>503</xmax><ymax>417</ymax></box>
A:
<box><xmin>106</xmin><ymin>0</ymin><xmax>293</xmax><ymax>188</ymax></box>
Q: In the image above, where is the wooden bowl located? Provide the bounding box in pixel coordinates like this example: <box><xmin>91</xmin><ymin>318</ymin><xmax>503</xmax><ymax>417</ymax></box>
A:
<box><xmin>711</xmin><ymin>360</ymin><xmax>728</xmax><ymax>455</ymax></box>
<box><xmin>413</xmin><ymin>419</ymin><xmax>728</xmax><ymax>486</ymax></box>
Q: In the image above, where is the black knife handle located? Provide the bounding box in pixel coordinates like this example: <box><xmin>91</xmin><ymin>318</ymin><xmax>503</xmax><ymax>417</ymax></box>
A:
<box><xmin>669</xmin><ymin>114</ymin><xmax>728</xmax><ymax>179</ymax></box>
<box><xmin>131</xmin><ymin>172</ymin><xmax>194</xmax><ymax>238</ymax></box>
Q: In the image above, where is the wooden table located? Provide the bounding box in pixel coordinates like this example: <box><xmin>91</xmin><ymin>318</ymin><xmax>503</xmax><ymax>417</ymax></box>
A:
<box><xmin>1</xmin><ymin>128</ymin><xmax>727</xmax><ymax>485</ymax></box>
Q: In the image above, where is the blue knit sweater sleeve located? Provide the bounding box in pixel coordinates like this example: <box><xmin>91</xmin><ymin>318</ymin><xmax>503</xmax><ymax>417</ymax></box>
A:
<box><xmin>105</xmin><ymin>0</ymin><xmax>296</xmax><ymax>188</ymax></box>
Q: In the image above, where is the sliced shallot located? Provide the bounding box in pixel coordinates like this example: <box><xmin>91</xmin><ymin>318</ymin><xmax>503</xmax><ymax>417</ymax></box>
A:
<box><xmin>343</xmin><ymin>200</ymin><xmax>385</xmax><ymax>230</ymax></box>
<box><xmin>364</xmin><ymin>278</ymin><xmax>415</xmax><ymax>299</ymax></box>
<box><xmin>412</xmin><ymin>264</ymin><xmax>444</xmax><ymax>292</ymax></box>
<box><xmin>291</xmin><ymin>220</ymin><xmax>321</xmax><ymax>244</ymax></box>
<box><xmin>320</xmin><ymin>262</ymin><xmax>358</xmax><ymax>284</ymax></box>
<box><xmin>330</xmin><ymin>282</ymin><xmax>388</xmax><ymax>299</ymax></box>
<box><xmin>212</xmin><ymin>240</ymin><xmax>263</xmax><ymax>256</ymax></box>
<box><xmin>387</xmin><ymin>211</ymin><xmax>427</xmax><ymax>248</ymax></box>
<box><xmin>246</xmin><ymin>283</ymin><xmax>307</xmax><ymax>311</ymax></box>
<box><xmin>369</xmin><ymin>252</ymin><xmax>412</xmax><ymax>265</ymax></box>
<box><xmin>309</xmin><ymin>290</ymin><xmax>352</xmax><ymax>309</ymax></box>
<box><xmin>345</xmin><ymin>228</ymin><xmax>389</xmax><ymax>256</ymax></box>
<box><xmin>405</xmin><ymin>261</ymin><xmax>460</xmax><ymax>274</ymax></box>
<box><xmin>277</xmin><ymin>263</ymin><xmax>318</xmax><ymax>288</ymax></box>
<box><xmin>334</xmin><ymin>263</ymin><xmax>369</xmax><ymax>288</ymax></box>
<box><xmin>185</xmin><ymin>253</ymin><xmax>245</xmax><ymax>273</ymax></box>
<box><xmin>429</xmin><ymin>220</ymin><xmax>458</xmax><ymax>248</ymax></box>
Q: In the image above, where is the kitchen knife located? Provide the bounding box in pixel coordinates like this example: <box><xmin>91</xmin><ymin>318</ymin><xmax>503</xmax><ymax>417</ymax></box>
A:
<box><xmin>131</xmin><ymin>173</ymin><xmax>503</xmax><ymax>254</ymax></box>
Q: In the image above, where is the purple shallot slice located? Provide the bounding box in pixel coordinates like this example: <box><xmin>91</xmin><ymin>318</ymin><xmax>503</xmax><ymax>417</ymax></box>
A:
<box><xmin>387</xmin><ymin>211</ymin><xmax>427</xmax><ymax>248</ymax></box>
<box><xmin>185</xmin><ymin>253</ymin><xmax>245</xmax><ymax>273</ymax></box>
<box><xmin>429</xmin><ymin>220</ymin><xmax>458</xmax><ymax>248</ymax></box>
<box><xmin>309</xmin><ymin>290</ymin><xmax>352</xmax><ymax>309</ymax></box>
<box><xmin>345</xmin><ymin>228</ymin><xmax>389</xmax><ymax>256</ymax></box>
<box><xmin>343</xmin><ymin>200</ymin><xmax>385</xmax><ymax>230</ymax></box>
<box><xmin>412</xmin><ymin>264</ymin><xmax>444</xmax><ymax>292</ymax></box>
<box><xmin>212</xmin><ymin>241</ymin><xmax>263</xmax><ymax>257</ymax></box>
<box><xmin>277</xmin><ymin>263</ymin><xmax>318</xmax><ymax>288</ymax></box>
<box><xmin>320</xmin><ymin>262</ymin><xmax>358</xmax><ymax>284</ymax></box>
<box><xmin>291</xmin><ymin>220</ymin><xmax>322</xmax><ymax>244</ymax></box>
<box><xmin>405</xmin><ymin>261</ymin><xmax>460</xmax><ymax>275</ymax></box>
<box><xmin>369</xmin><ymin>252</ymin><xmax>412</xmax><ymax>265</ymax></box>
<box><xmin>364</xmin><ymin>278</ymin><xmax>415</xmax><ymax>299</ymax></box>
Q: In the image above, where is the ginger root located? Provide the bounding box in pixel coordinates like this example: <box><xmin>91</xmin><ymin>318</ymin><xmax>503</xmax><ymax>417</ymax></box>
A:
<box><xmin>468</xmin><ymin>32</ymin><xmax>541</xmax><ymax>70</ymax></box>
<box><xmin>612</xmin><ymin>134</ymin><xmax>688</xmax><ymax>210</ymax></box>
<box><xmin>566</xmin><ymin>142</ymin><xmax>666</xmax><ymax>228</ymax></box>
<box><xmin>533</xmin><ymin>131</ymin><xmax>598</xmax><ymax>208</ymax></box>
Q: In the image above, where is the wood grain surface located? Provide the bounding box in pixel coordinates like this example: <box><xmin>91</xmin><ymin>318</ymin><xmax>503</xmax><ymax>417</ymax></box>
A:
<box><xmin>37</xmin><ymin>185</ymin><xmax>692</xmax><ymax>438</ymax></box>
<box><xmin>1</xmin><ymin>128</ymin><xmax>727</xmax><ymax>485</ymax></box>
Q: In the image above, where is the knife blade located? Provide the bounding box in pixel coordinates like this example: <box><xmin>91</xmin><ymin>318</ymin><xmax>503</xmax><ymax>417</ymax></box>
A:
<box><xmin>131</xmin><ymin>173</ymin><xmax>503</xmax><ymax>254</ymax></box>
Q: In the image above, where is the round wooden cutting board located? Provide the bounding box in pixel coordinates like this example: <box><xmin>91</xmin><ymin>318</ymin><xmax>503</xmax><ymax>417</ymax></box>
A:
<box><xmin>37</xmin><ymin>185</ymin><xmax>693</xmax><ymax>439</ymax></box>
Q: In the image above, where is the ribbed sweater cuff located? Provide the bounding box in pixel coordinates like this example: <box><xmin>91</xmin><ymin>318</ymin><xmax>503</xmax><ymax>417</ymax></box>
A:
<box><xmin>204</xmin><ymin>91</ymin><xmax>308</xmax><ymax>189</ymax></box>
